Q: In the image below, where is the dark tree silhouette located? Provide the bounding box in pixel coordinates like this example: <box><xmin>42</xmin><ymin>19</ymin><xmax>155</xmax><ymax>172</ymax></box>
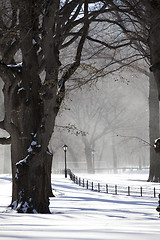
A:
<box><xmin>1</xmin><ymin>0</ymin><xmax>136</xmax><ymax>213</ymax></box>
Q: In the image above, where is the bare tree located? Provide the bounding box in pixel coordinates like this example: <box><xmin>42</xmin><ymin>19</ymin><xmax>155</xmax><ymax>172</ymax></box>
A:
<box><xmin>95</xmin><ymin>0</ymin><xmax>160</xmax><ymax>181</ymax></box>
<box><xmin>0</xmin><ymin>0</ymin><xmax>102</xmax><ymax>213</ymax></box>
<box><xmin>55</xmin><ymin>72</ymin><xmax>147</xmax><ymax>173</ymax></box>
<box><xmin>1</xmin><ymin>0</ymin><xmax>157</xmax><ymax>213</ymax></box>
<box><xmin>1</xmin><ymin>0</ymin><xmax>140</xmax><ymax>213</ymax></box>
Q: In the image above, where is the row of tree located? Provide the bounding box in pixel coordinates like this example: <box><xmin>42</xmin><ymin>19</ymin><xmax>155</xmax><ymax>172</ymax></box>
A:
<box><xmin>0</xmin><ymin>0</ymin><xmax>160</xmax><ymax>213</ymax></box>
<box><xmin>51</xmin><ymin>69</ymin><xmax>149</xmax><ymax>174</ymax></box>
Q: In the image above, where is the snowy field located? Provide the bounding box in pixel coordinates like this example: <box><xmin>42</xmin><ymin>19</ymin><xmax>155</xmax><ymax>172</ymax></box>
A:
<box><xmin>0</xmin><ymin>170</ymin><xmax>160</xmax><ymax>240</ymax></box>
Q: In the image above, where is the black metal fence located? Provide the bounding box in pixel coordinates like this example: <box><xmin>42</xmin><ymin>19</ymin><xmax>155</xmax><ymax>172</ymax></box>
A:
<box><xmin>67</xmin><ymin>169</ymin><xmax>160</xmax><ymax>198</ymax></box>
<box><xmin>53</xmin><ymin>167</ymin><xmax>149</xmax><ymax>174</ymax></box>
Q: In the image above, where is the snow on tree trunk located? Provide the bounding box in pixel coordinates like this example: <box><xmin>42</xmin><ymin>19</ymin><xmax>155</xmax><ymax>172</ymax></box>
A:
<box><xmin>9</xmin><ymin>116</ymin><xmax>54</xmax><ymax>213</ymax></box>
<box><xmin>13</xmin><ymin>151</ymin><xmax>52</xmax><ymax>213</ymax></box>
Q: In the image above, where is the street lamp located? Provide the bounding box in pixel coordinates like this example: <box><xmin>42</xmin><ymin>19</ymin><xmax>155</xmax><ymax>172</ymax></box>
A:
<box><xmin>92</xmin><ymin>150</ymin><xmax>95</xmax><ymax>173</ymax></box>
<box><xmin>63</xmin><ymin>144</ymin><xmax>68</xmax><ymax>178</ymax></box>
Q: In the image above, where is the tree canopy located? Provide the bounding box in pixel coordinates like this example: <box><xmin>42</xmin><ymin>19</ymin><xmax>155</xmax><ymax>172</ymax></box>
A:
<box><xmin>0</xmin><ymin>0</ymin><xmax>159</xmax><ymax>212</ymax></box>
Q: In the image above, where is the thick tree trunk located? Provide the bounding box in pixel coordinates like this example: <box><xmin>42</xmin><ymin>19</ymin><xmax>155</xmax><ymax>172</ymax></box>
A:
<box><xmin>0</xmin><ymin>0</ymin><xmax>87</xmax><ymax>213</ymax></box>
<box><xmin>7</xmin><ymin>1</ymin><xmax>58</xmax><ymax>213</ymax></box>
<box><xmin>148</xmin><ymin>73</ymin><xmax>160</xmax><ymax>182</ymax></box>
<box><xmin>10</xmin><ymin>131</ymin><xmax>54</xmax><ymax>213</ymax></box>
<box><xmin>148</xmin><ymin>5</ymin><xmax>160</xmax><ymax>181</ymax></box>
<box><xmin>14</xmin><ymin>151</ymin><xmax>52</xmax><ymax>213</ymax></box>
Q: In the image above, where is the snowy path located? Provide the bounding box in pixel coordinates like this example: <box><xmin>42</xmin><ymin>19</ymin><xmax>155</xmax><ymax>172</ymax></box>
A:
<box><xmin>0</xmin><ymin>173</ymin><xmax>160</xmax><ymax>240</ymax></box>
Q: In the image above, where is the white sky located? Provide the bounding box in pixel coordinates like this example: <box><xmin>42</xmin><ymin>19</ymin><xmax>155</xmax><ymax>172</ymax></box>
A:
<box><xmin>0</xmin><ymin>171</ymin><xmax>160</xmax><ymax>240</ymax></box>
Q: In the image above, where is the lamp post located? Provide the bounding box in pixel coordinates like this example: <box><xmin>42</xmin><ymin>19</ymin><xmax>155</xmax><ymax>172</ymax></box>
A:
<box><xmin>63</xmin><ymin>144</ymin><xmax>68</xmax><ymax>178</ymax></box>
<box><xmin>92</xmin><ymin>150</ymin><xmax>95</xmax><ymax>173</ymax></box>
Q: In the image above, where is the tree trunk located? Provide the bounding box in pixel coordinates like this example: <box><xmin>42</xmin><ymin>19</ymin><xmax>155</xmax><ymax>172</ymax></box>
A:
<box><xmin>7</xmin><ymin>1</ymin><xmax>58</xmax><ymax>213</ymax></box>
<box><xmin>10</xmin><ymin>129</ymin><xmax>54</xmax><ymax>213</ymax></box>
<box><xmin>15</xmin><ymin>152</ymin><xmax>52</xmax><ymax>213</ymax></box>
<box><xmin>68</xmin><ymin>148</ymin><xmax>79</xmax><ymax>169</ymax></box>
<box><xmin>148</xmin><ymin>5</ymin><xmax>160</xmax><ymax>181</ymax></box>
<box><xmin>112</xmin><ymin>136</ymin><xmax>117</xmax><ymax>173</ymax></box>
<box><xmin>148</xmin><ymin>73</ymin><xmax>160</xmax><ymax>182</ymax></box>
<box><xmin>83</xmin><ymin>138</ymin><xmax>95</xmax><ymax>173</ymax></box>
<box><xmin>0</xmin><ymin>0</ymin><xmax>88</xmax><ymax>213</ymax></box>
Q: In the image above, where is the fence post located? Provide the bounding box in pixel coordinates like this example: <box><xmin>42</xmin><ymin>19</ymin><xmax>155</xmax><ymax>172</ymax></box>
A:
<box><xmin>92</xmin><ymin>182</ymin><xmax>94</xmax><ymax>190</ymax></box>
<box><xmin>69</xmin><ymin>171</ymin><xmax>71</xmax><ymax>180</ymax></box>
<box><xmin>115</xmin><ymin>185</ymin><xmax>117</xmax><ymax>195</ymax></box>
<box><xmin>106</xmin><ymin>184</ymin><xmax>108</xmax><ymax>193</ymax></box>
<box><xmin>98</xmin><ymin>183</ymin><xmax>100</xmax><ymax>192</ymax></box>
<box><xmin>154</xmin><ymin>188</ymin><xmax>156</xmax><ymax>198</ymax></box>
<box><xmin>68</xmin><ymin>171</ymin><xmax>157</xmax><ymax>199</ymax></box>
<box><xmin>128</xmin><ymin>186</ymin><xmax>130</xmax><ymax>196</ymax></box>
<box><xmin>83</xmin><ymin>179</ymin><xmax>84</xmax><ymax>187</ymax></box>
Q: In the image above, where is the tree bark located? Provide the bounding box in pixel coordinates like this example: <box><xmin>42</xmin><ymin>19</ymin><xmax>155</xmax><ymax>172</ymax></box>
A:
<box><xmin>14</xmin><ymin>151</ymin><xmax>52</xmax><ymax>213</ymax></box>
<box><xmin>148</xmin><ymin>4</ymin><xmax>160</xmax><ymax>181</ymax></box>
<box><xmin>148</xmin><ymin>73</ymin><xmax>160</xmax><ymax>182</ymax></box>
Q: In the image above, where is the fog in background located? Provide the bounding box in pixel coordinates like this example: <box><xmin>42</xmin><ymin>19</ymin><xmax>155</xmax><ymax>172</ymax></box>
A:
<box><xmin>0</xmin><ymin>63</ymin><xmax>149</xmax><ymax>174</ymax></box>
<box><xmin>50</xmin><ymin>65</ymin><xmax>149</xmax><ymax>173</ymax></box>
<box><xmin>0</xmin><ymin>12</ymin><xmax>150</xmax><ymax>174</ymax></box>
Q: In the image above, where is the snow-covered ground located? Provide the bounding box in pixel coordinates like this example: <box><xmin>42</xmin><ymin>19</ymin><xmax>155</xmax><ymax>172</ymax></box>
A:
<box><xmin>0</xmin><ymin>170</ymin><xmax>160</xmax><ymax>240</ymax></box>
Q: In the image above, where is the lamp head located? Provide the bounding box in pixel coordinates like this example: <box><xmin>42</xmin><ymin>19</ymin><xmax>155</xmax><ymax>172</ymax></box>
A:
<box><xmin>92</xmin><ymin>150</ymin><xmax>95</xmax><ymax>155</ymax></box>
<box><xmin>63</xmin><ymin>144</ymin><xmax>68</xmax><ymax>151</ymax></box>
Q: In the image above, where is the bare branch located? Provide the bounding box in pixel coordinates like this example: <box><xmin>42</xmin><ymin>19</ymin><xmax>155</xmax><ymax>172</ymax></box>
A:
<box><xmin>87</xmin><ymin>36</ymin><xmax>131</xmax><ymax>49</ymax></box>
<box><xmin>3</xmin><ymin>40</ymin><xmax>20</xmax><ymax>64</ymax></box>
<box><xmin>117</xmin><ymin>134</ymin><xmax>154</xmax><ymax>148</ymax></box>
<box><xmin>0</xmin><ymin>120</ymin><xmax>5</xmax><ymax>130</ymax></box>
<box><xmin>0</xmin><ymin>136</ymin><xmax>11</xmax><ymax>145</ymax></box>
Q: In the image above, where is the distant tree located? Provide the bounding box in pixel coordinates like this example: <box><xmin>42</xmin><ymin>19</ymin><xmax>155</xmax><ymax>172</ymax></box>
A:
<box><xmin>57</xmin><ymin>76</ymin><xmax>146</xmax><ymax>173</ymax></box>
<box><xmin>96</xmin><ymin>0</ymin><xmax>160</xmax><ymax>181</ymax></box>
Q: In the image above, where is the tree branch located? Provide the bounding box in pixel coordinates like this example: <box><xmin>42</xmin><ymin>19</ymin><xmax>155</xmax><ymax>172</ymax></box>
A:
<box><xmin>0</xmin><ymin>120</ymin><xmax>5</xmax><ymax>130</ymax></box>
<box><xmin>3</xmin><ymin>40</ymin><xmax>20</xmax><ymax>64</ymax></box>
<box><xmin>87</xmin><ymin>36</ymin><xmax>131</xmax><ymax>49</ymax></box>
<box><xmin>0</xmin><ymin>136</ymin><xmax>11</xmax><ymax>145</ymax></box>
<box><xmin>116</xmin><ymin>134</ymin><xmax>154</xmax><ymax>147</ymax></box>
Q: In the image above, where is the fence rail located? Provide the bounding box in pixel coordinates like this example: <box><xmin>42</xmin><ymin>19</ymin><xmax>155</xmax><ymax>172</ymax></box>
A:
<box><xmin>67</xmin><ymin>169</ymin><xmax>160</xmax><ymax>198</ymax></box>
